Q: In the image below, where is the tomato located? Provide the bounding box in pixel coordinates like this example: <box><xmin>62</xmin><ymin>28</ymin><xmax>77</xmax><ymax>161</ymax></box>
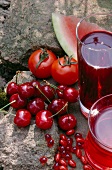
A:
<box><xmin>51</xmin><ymin>56</ymin><xmax>78</xmax><ymax>85</ymax></box>
<box><xmin>28</xmin><ymin>49</ymin><xmax>57</xmax><ymax>78</ymax></box>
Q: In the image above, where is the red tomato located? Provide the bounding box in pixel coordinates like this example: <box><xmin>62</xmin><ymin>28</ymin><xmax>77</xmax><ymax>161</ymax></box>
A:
<box><xmin>51</xmin><ymin>56</ymin><xmax>78</xmax><ymax>85</ymax></box>
<box><xmin>28</xmin><ymin>49</ymin><xmax>57</xmax><ymax>78</ymax></box>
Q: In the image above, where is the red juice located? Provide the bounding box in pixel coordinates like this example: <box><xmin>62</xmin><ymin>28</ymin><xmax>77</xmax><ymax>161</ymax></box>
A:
<box><xmin>84</xmin><ymin>106</ymin><xmax>112</xmax><ymax>169</ymax></box>
<box><xmin>78</xmin><ymin>31</ymin><xmax>112</xmax><ymax>116</ymax></box>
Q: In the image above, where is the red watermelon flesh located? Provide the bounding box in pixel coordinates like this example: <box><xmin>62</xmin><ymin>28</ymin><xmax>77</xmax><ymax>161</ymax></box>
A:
<box><xmin>52</xmin><ymin>13</ymin><xmax>103</xmax><ymax>61</ymax></box>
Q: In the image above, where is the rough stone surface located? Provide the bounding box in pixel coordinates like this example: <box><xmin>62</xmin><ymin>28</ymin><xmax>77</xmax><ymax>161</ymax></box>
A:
<box><xmin>0</xmin><ymin>71</ymin><xmax>59</xmax><ymax>170</ymax></box>
<box><xmin>0</xmin><ymin>0</ymin><xmax>112</xmax><ymax>66</ymax></box>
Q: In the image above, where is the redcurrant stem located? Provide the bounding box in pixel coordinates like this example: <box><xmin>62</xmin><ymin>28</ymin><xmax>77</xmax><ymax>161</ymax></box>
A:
<box><xmin>0</xmin><ymin>100</ymin><xmax>16</xmax><ymax>111</ymax></box>
<box><xmin>43</xmin><ymin>80</ymin><xmax>63</xmax><ymax>92</ymax></box>
<box><xmin>35</xmin><ymin>85</ymin><xmax>51</xmax><ymax>103</ymax></box>
<box><xmin>50</xmin><ymin>102</ymin><xmax>68</xmax><ymax>118</ymax></box>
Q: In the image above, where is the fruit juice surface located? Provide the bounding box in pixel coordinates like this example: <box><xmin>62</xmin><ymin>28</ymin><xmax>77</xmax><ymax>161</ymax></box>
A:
<box><xmin>85</xmin><ymin>106</ymin><xmax>112</xmax><ymax>169</ymax></box>
<box><xmin>78</xmin><ymin>31</ymin><xmax>112</xmax><ymax>110</ymax></box>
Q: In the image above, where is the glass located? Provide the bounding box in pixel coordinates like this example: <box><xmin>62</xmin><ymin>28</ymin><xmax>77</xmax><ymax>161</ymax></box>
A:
<box><xmin>84</xmin><ymin>94</ymin><xmax>112</xmax><ymax>169</ymax></box>
<box><xmin>76</xmin><ymin>13</ymin><xmax>112</xmax><ymax>118</ymax></box>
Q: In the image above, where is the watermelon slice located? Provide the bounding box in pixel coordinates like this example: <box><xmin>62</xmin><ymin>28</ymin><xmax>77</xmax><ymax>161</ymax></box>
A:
<box><xmin>52</xmin><ymin>13</ymin><xmax>102</xmax><ymax>61</ymax></box>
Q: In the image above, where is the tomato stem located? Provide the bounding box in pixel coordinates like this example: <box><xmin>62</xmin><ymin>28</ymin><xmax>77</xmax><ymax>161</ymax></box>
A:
<box><xmin>36</xmin><ymin>49</ymin><xmax>49</xmax><ymax>68</ymax></box>
<box><xmin>58</xmin><ymin>55</ymin><xmax>77</xmax><ymax>66</ymax></box>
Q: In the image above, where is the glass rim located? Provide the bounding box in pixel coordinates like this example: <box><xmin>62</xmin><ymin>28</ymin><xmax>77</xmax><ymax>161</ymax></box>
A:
<box><xmin>76</xmin><ymin>12</ymin><xmax>112</xmax><ymax>52</ymax></box>
<box><xmin>88</xmin><ymin>93</ymin><xmax>112</xmax><ymax>150</ymax></box>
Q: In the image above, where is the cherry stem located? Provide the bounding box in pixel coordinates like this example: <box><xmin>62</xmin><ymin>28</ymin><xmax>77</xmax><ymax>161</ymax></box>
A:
<box><xmin>35</xmin><ymin>85</ymin><xmax>51</xmax><ymax>103</ymax></box>
<box><xmin>0</xmin><ymin>100</ymin><xmax>16</xmax><ymax>111</ymax></box>
<box><xmin>50</xmin><ymin>102</ymin><xmax>68</xmax><ymax>118</ymax></box>
<box><xmin>16</xmin><ymin>70</ymin><xmax>21</xmax><ymax>84</ymax></box>
<box><xmin>43</xmin><ymin>80</ymin><xmax>63</xmax><ymax>92</ymax></box>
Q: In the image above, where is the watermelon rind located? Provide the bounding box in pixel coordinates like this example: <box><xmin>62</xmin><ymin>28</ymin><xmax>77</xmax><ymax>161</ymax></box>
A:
<box><xmin>52</xmin><ymin>13</ymin><xmax>78</xmax><ymax>60</ymax></box>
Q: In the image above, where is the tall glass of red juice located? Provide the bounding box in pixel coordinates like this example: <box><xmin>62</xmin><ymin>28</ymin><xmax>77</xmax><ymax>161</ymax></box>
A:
<box><xmin>84</xmin><ymin>94</ymin><xmax>112</xmax><ymax>169</ymax></box>
<box><xmin>76</xmin><ymin>13</ymin><xmax>112</xmax><ymax>118</ymax></box>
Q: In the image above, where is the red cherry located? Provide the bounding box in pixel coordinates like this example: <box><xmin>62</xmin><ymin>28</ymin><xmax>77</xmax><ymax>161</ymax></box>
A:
<box><xmin>9</xmin><ymin>93</ymin><xmax>27</xmax><ymax>109</ymax></box>
<box><xmin>18</xmin><ymin>82</ymin><xmax>35</xmax><ymax>99</ymax></box>
<box><xmin>35</xmin><ymin>110</ymin><xmax>53</xmax><ymax>130</ymax></box>
<box><xmin>14</xmin><ymin>109</ymin><xmax>31</xmax><ymax>127</ymax></box>
<box><xmin>30</xmin><ymin>80</ymin><xmax>42</xmax><ymax>97</ymax></box>
<box><xmin>48</xmin><ymin>99</ymin><xmax>68</xmax><ymax>115</ymax></box>
<box><xmin>39</xmin><ymin>156</ymin><xmax>47</xmax><ymax>165</ymax></box>
<box><xmin>56</xmin><ymin>84</ymin><xmax>67</xmax><ymax>99</ymax></box>
<box><xmin>41</xmin><ymin>85</ymin><xmax>55</xmax><ymax>102</ymax></box>
<box><xmin>27</xmin><ymin>97</ymin><xmax>45</xmax><ymax>115</ymax></box>
<box><xmin>58</xmin><ymin>114</ymin><xmax>77</xmax><ymax>131</ymax></box>
<box><xmin>63</xmin><ymin>87</ymin><xmax>78</xmax><ymax>103</ymax></box>
<box><xmin>7</xmin><ymin>82</ymin><xmax>19</xmax><ymax>96</ymax></box>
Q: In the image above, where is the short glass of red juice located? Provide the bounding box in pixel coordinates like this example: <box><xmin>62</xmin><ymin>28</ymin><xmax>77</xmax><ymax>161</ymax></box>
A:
<box><xmin>76</xmin><ymin>13</ymin><xmax>112</xmax><ymax>118</ymax></box>
<box><xmin>84</xmin><ymin>94</ymin><xmax>112</xmax><ymax>169</ymax></box>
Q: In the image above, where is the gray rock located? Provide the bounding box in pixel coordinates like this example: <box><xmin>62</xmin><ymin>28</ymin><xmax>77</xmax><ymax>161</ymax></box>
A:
<box><xmin>0</xmin><ymin>71</ymin><xmax>59</xmax><ymax>170</ymax></box>
<box><xmin>1</xmin><ymin>0</ymin><xmax>112</xmax><ymax>66</ymax></box>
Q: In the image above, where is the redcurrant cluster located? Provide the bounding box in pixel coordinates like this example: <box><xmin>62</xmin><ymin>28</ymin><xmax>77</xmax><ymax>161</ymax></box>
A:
<box><xmin>6</xmin><ymin>79</ymin><xmax>78</xmax><ymax>130</ymax></box>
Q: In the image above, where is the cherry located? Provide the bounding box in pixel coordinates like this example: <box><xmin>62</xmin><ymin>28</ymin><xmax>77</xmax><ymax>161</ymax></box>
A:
<box><xmin>14</xmin><ymin>109</ymin><xmax>31</xmax><ymax>127</ymax></box>
<box><xmin>47</xmin><ymin>99</ymin><xmax>68</xmax><ymax>115</ymax></box>
<box><xmin>35</xmin><ymin>110</ymin><xmax>53</xmax><ymax>130</ymax></box>
<box><xmin>41</xmin><ymin>85</ymin><xmax>55</xmax><ymax>102</ymax></box>
<box><xmin>56</xmin><ymin>84</ymin><xmax>67</xmax><ymax>99</ymax></box>
<box><xmin>63</xmin><ymin>87</ymin><xmax>78</xmax><ymax>103</ymax></box>
<box><xmin>27</xmin><ymin>97</ymin><xmax>45</xmax><ymax>115</ymax></box>
<box><xmin>30</xmin><ymin>80</ymin><xmax>42</xmax><ymax>97</ymax></box>
<box><xmin>9</xmin><ymin>93</ymin><xmax>27</xmax><ymax>109</ymax></box>
<box><xmin>18</xmin><ymin>82</ymin><xmax>35</xmax><ymax>99</ymax></box>
<box><xmin>58</xmin><ymin>114</ymin><xmax>77</xmax><ymax>131</ymax></box>
<box><xmin>7</xmin><ymin>82</ymin><xmax>19</xmax><ymax>96</ymax></box>
<box><xmin>39</xmin><ymin>156</ymin><xmax>47</xmax><ymax>165</ymax></box>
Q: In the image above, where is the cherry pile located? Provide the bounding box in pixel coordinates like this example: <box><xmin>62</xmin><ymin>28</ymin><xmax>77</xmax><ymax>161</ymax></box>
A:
<box><xmin>5</xmin><ymin>77</ymin><xmax>92</xmax><ymax>169</ymax></box>
<box><xmin>6</xmin><ymin>79</ymin><xmax>79</xmax><ymax>129</ymax></box>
